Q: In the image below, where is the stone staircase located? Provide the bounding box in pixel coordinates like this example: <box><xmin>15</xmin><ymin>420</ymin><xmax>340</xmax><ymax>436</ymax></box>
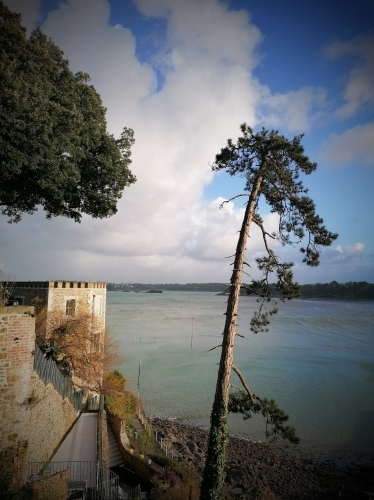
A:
<box><xmin>107</xmin><ymin>421</ymin><xmax>123</xmax><ymax>467</ymax></box>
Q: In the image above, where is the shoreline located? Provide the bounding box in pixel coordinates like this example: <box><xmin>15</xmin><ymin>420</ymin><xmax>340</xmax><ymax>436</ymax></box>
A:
<box><xmin>152</xmin><ymin>418</ymin><xmax>374</xmax><ymax>499</ymax></box>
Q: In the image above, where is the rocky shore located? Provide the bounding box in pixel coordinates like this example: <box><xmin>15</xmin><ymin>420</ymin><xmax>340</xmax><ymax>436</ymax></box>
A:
<box><xmin>152</xmin><ymin>418</ymin><xmax>374</xmax><ymax>499</ymax></box>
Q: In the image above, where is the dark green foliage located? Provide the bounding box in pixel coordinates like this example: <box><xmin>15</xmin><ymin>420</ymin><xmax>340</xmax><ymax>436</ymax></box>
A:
<box><xmin>39</xmin><ymin>338</ymin><xmax>62</xmax><ymax>360</ymax></box>
<box><xmin>201</xmin><ymin>125</ymin><xmax>337</xmax><ymax>499</ymax></box>
<box><xmin>0</xmin><ymin>2</ymin><xmax>136</xmax><ymax>223</ymax></box>
<box><xmin>214</xmin><ymin>124</ymin><xmax>337</xmax><ymax>266</ymax></box>
<box><xmin>299</xmin><ymin>281</ymin><xmax>374</xmax><ymax>300</ymax></box>
<box><xmin>229</xmin><ymin>390</ymin><xmax>300</xmax><ymax>444</ymax></box>
<box><xmin>214</xmin><ymin>124</ymin><xmax>337</xmax><ymax>333</ymax></box>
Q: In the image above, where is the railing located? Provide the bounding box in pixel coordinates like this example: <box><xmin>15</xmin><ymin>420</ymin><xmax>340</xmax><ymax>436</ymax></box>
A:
<box><xmin>97</xmin><ymin>395</ymin><xmax>105</xmax><ymax>464</ymax></box>
<box><xmin>87</xmin><ymin>394</ymin><xmax>101</xmax><ymax>411</ymax></box>
<box><xmin>136</xmin><ymin>410</ymin><xmax>177</xmax><ymax>460</ymax></box>
<box><xmin>28</xmin><ymin>460</ymin><xmax>118</xmax><ymax>499</ymax></box>
<box><xmin>33</xmin><ymin>343</ymin><xmax>83</xmax><ymax>410</ymax></box>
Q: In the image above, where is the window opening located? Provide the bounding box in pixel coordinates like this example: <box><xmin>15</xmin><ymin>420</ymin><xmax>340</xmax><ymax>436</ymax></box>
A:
<box><xmin>66</xmin><ymin>299</ymin><xmax>76</xmax><ymax>316</ymax></box>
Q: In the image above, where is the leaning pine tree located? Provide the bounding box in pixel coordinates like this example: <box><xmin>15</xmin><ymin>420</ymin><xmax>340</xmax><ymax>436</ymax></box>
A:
<box><xmin>200</xmin><ymin>125</ymin><xmax>338</xmax><ymax>500</ymax></box>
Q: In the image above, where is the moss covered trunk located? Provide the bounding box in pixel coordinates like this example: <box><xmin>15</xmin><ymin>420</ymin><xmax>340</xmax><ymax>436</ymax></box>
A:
<box><xmin>200</xmin><ymin>175</ymin><xmax>263</xmax><ymax>500</ymax></box>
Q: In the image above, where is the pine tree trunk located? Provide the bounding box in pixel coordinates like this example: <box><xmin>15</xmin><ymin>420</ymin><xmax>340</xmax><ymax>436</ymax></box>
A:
<box><xmin>200</xmin><ymin>175</ymin><xmax>263</xmax><ymax>500</ymax></box>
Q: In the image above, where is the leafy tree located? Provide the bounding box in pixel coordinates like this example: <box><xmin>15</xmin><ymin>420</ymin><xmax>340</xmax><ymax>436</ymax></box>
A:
<box><xmin>0</xmin><ymin>2</ymin><xmax>136</xmax><ymax>223</ymax></box>
<box><xmin>0</xmin><ymin>269</ymin><xmax>14</xmax><ymax>306</ymax></box>
<box><xmin>200</xmin><ymin>125</ymin><xmax>338</xmax><ymax>500</ymax></box>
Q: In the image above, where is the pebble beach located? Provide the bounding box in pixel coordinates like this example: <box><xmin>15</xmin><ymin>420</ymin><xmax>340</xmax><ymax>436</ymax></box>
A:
<box><xmin>152</xmin><ymin>418</ymin><xmax>374</xmax><ymax>499</ymax></box>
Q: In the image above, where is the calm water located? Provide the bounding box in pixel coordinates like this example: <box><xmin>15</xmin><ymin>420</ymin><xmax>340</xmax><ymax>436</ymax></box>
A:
<box><xmin>106</xmin><ymin>291</ymin><xmax>374</xmax><ymax>462</ymax></box>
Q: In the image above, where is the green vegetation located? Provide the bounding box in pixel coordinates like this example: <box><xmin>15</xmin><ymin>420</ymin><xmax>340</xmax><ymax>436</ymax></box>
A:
<box><xmin>298</xmin><ymin>281</ymin><xmax>374</xmax><ymax>299</ymax></box>
<box><xmin>142</xmin><ymin>420</ymin><xmax>155</xmax><ymax>455</ymax></box>
<box><xmin>149</xmin><ymin>455</ymin><xmax>201</xmax><ymax>500</ymax></box>
<box><xmin>103</xmin><ymin>370</ymin><xmax>140</xmax><ymax>441</ymax></box>
<box><xmin>0</xmin><ymin>269</ymin><xmax>14</xmax><ymax>307</ymax></box>
<box><xmin>200</xmin><ymin>125</ymin><xmax>337</xmax><ymax>500</ymax></box>
<box><xmin>228</xmin><ymin>391</ymin><xmax>299</xmax><ymax>444</ymax></box>
<box><xmin>0</xmin><ymin>2</ymin><xmax>136</xmax><ymax>223</ymax></box>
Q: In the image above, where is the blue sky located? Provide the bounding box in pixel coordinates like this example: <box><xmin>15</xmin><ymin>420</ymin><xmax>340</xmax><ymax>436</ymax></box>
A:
<box><xmin>1</xmin><ymin>0</ymin><xmax>373</xmax><ymax>284</ymax></box>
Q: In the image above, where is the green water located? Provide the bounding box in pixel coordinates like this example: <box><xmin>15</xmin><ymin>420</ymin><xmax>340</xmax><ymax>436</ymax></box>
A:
<box><xmin>106</xmin><ymin>291</ymin><xmax>374</xmax><ymax>462</ymax></box>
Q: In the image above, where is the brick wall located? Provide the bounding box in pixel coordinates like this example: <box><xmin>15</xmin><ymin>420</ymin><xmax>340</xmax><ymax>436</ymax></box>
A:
<box><xmin>28</xmin><ymin>372</ymin><xmax>78</xmax><ymax>463</ymax></box>
<box><xmin>0</xmin><ymin>306</ymin><xmax>35</xmax><ymax>451</ymax></box>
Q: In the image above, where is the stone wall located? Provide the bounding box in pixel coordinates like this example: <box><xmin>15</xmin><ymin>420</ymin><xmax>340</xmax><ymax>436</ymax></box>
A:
<box><xmin>11</xmin><ymin>281</ymin><xmax>106</xmax><ymax>336</ymax></box>
<box><xmin>47</xmin><ymin>284</ymin><xmax>106</xmax><ymax>335</ymax></box>
<box><xmin>12</xmin><ymin>282</ymin><xmax>107</xmax><ymax>388</ymax></box>
<box><xmin>106</xmin><ymin>408</ymin><xmax>156</xmax><ymax>483</ymax></box>
<box><xmin>31</xmin><ymin>470</ymin><xmax>68</xmax><ymax>500</ymax></box>
<box><xmin>99</xmin><ymin>408</ymin><xmax>110</xmax><ymax>468</ymax></box>
<box><xmin>28</xmin><ymin>372</ymin><xmax>78</xmax><ymax>463</ymax></box>
<box><xmin>0</xmin><ymin>306</ymin><xmax>35</xmax><ymax>452</ymax></box>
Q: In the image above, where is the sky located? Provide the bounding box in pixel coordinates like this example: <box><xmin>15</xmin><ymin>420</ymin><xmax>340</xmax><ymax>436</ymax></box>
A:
<box><xmin>1</xmin><ymin>0</ymin><xmax>374</xmax><ymax>285</ymax></box>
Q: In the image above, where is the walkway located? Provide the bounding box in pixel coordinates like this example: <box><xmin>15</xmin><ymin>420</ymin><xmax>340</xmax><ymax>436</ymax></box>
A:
<box><xmin>52</xmin><ymin>413</ymin><xmax>98</xmax><ymax>462</ymax></box>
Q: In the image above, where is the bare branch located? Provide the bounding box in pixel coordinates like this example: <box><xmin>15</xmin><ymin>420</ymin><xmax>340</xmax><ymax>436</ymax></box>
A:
<box><xmin>235</xmin><ymin>332</ymin><xmax>245</xmax><ymax>338</ymax></box>
<box><xmin>232</xmin><ymin>364</ymin><xmax>255</xmax><ymax>403</ymax></box>
<box><xmin>252</xmin><ymin>216</ymin><xmax>275</xmax><ymax>257</ymax></box>
<box><xmin>207</xmin><ymin>344</ymin><xmax>223</xmax><ymax>352</ymax></box>
<box><xmin>219</xmin><ymin>194</ymin><xmax>250</xmax><ymax>209</ymax></box>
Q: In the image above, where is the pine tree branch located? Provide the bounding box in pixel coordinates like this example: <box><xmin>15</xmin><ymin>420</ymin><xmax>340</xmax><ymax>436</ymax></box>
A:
<box><xmin>207</xmin><ymin>344</ymin><xmax>222</xmax><ymax>352</ymax></box>
<box><xmin>219</xmin><ymin>194</ymin><xmax>250</xmax><ymax>209</ymax></box>
<box><xmin>231</xmin><ymin>364</ymin><xmax>255</xmax><ymax>403</ymax></box>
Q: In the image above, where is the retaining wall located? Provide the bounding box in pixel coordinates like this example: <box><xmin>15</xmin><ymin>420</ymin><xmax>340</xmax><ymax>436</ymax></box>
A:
<box><xmin>106</xmin><ymin>408</ymin><xmax>156</xmax><ymax>483</ymax></box>
<box><xmin>0</xmin><ymin>306</ymin><xmax>35</xmax><ymax>451</ymax></box>
<box><xmin>28</xmin><ymin>371</ymin><xmax>78</xmax><ymax>463</ymax></box>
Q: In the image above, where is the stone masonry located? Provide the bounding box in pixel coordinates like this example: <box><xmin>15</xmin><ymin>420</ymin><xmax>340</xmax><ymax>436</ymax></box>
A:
<box><xmin>11</xmin><ymin>281</ymin><xmax>106</xmax><ymax>335</ymax></box>
<box><xmin>0</xmin><ymin>306</ymin><xmax>35</xmax><ymax>451</ymax></box>
<box><xmin>28</xmin><ymin>371</ymin><xmax>77</xmax><ymax>463</ymax></box>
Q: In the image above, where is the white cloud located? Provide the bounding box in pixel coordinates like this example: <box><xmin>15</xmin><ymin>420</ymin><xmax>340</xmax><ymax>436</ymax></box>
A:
<box><xmin>321</xmin><ymin>122</ymin><xmax>374</xmax><ymax>168</ymax></box>
<box><xmin>5</xmin><ymin>0</ymin><xmax>42</xmax><ymax>33</ymax></box>
<box><xmin>257</xmin><ymin>86</ymin><xmax>327</xmax><ymax>133</ymax></box>
<box><xmin>0</xmin><ymin>0</ymin><xmax>337</xmax><ymax>282</ymax></box>
<box><xmin>325</xmin><ymin>34</ymin><xmax>374</xmax><ymax>118</ymax></box>
<box><xmin>325</xmin><ymin>242</ymin><xmax>365</xmax><ymax>263</ymax></box>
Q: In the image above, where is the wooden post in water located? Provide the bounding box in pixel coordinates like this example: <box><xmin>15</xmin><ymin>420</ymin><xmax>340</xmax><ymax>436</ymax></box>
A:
<box><xmin>191</xmin><ymin>317</ymin><xmax>194</xmax><ymax>350</ymax></box>
<box><xmin>137</xmin><ymin>337</ymin><xmax>142</xmax><ymax>397</ymax></box>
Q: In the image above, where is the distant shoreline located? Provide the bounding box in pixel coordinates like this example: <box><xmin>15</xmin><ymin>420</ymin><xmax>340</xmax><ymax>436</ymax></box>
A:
<box><xmin>108</xmin><ymin>289</ymin><xmax>373</xmax><ymax>301</ymax></box>
<box><xmin>107</xmin><ymin>281</ymin><xmax>374</xmax><ymax>301</ymax></box>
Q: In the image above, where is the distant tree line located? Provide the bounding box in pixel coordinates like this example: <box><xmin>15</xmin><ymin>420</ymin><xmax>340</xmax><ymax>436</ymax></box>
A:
<box><xmin>297</xmin><ymin>281</ymin><xmax>374</xmax><ymax>299</ymax></box>
<box><xmin>106</xmin><ymin>281</ymin><xmax>374</xmax><ymax>299</ymax></box>
<box><xmin>106</xmin><ymin>282</ymin><xmax>228</xmax><ymax>292</ymax></box>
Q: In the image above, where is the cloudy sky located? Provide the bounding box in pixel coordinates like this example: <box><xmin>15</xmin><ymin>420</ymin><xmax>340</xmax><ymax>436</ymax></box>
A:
<box><xmin>1</xmin><ymin>0</ymin><xmax>373</xmax><ymax>284</ymax></box>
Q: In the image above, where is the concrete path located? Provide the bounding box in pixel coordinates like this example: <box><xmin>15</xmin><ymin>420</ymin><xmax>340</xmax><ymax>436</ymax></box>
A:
<box><xmin>52</xmin><ymin>413</ymin><xmax>97</xmax><ymax>462</ymax></box>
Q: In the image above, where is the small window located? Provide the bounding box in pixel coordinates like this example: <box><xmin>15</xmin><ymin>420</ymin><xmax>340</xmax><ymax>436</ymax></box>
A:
<box><xmin>14</xmin><ymin>296</ymin><xmax>24</xmax><ymax>305</ymax></box>
<box><xmin>94</xmin><ymin>296</ymin><xmax>102</xmax><ymax>316</ymax></box>
<box><xmin>66</xmin><ymin>299</ymin><xmax>76</xmax><ymax>316</ymax></box>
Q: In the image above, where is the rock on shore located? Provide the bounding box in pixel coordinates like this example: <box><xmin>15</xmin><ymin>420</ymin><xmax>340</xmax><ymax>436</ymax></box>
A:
<box><xmin>152</xmin><ymin>418</ymin><xmax>374</xmax><ymax>499</ymax></box>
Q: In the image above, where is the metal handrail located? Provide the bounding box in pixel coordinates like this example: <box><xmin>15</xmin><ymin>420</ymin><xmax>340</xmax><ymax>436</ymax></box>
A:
<box><xmin>28</xmin><ymin>460</ymin><xmax>118</xmax><ymax>499</ymax></box>
<box><xmin>33</xmin><ymin>343</ymin><xmax>83</xmax><ymax>410</ymax></box>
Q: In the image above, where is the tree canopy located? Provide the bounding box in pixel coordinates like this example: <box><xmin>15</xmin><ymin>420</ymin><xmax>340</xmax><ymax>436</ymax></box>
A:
<box><xmin>0</xmin><ymin>2</ymin><xmax>136</xmax><ymax>223</ymax></box>
<box><xmin>200</xmin><ymin>125</ymin><xmax>338</xmax><ymax>500</ymax></box>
